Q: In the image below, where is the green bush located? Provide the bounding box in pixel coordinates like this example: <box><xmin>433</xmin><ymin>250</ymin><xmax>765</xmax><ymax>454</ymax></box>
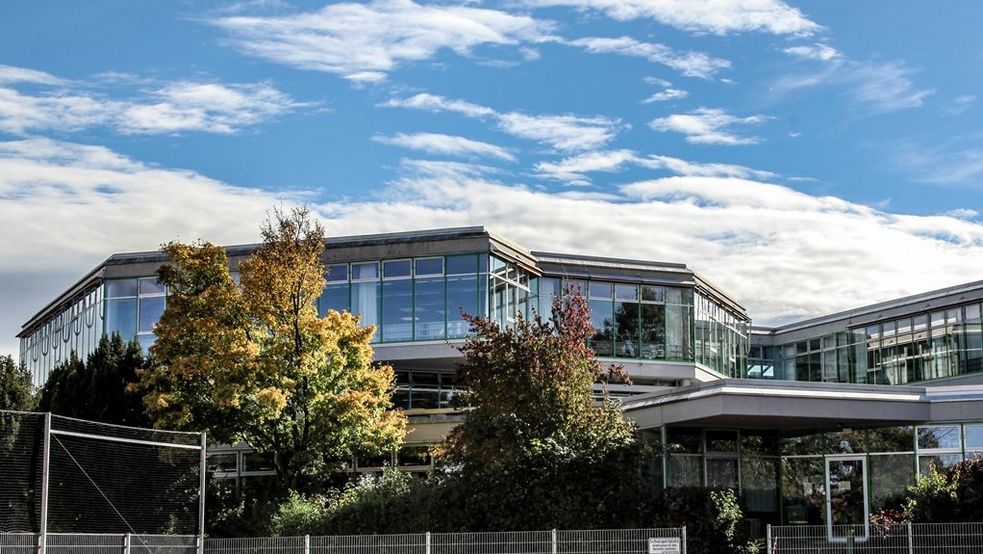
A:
<box><xmin>904</xmin><ymin>457</ymin><xmax>983</xmax><ymax>522</ymax></box>
<box><xmin>651</xmin><ymin>488</ymin><xmax>745</xmax><ymax>554</ymax></box>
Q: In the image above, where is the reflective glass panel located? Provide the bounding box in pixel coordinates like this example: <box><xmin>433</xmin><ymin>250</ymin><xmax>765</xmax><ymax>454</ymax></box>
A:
<box><xmin>782</xmin><ymin>457</ymin><xmax>825</xmax><ymax>525</ymax></box>
<box><xmin>415</xmin><ymin>258</ymin><xmax>443</xmax><ymax>276</ymax></box>
<box><xmin>917</xmin><ymin>426</ymin><xmax>960</xmax><ymax>450</ymax></box>
<box><xmin>351</xmin><ymin>281</ymin><xmax>380</xmax><ymax>340</ymax></box>
<box><xmin>667</xmin><ymin>456</ymin><xmax>702</xmax><ymax>487</ymax></box>
<box><xmin>707</xmin><ymin>458</ymin><xmax>738</xmax><ymax>488</ymax></box>
<box><xmin>965</xmin><ymin>425</ymin><xmax>983</xmax><ymax>449</ymax></box>
<box><xmin>446</xmin><ymin>254</ymin><xmax>477</xmax><ymax>275</ymax></box>
<box><xmin>589</xmin><ymin>298</ymin><xmax>614</xmax><ymax>356</ymax></box>
<box><xmin>447</xmin><ymin>275</ymin><xmax>478</xmax><ymax>338</ymax></box>
<box><xmin>414</xmin><ymin>277</ymin><xmax>445</xmax><ymax>340</ymax></box>
<box><xmin>869</xmin><ymin>454</ymin><xmax>915</xmax><ymax>512</ymax></box>
<box><xmin>382</xmin><ymin>280</ymin><xmax>413</xmax><ymax>342</ymax></box>
<box><xmin>138</xmin><ymin>296</ymin><xmax>165</xmax><ymax>333</ymax></box>
<box><xmin>640</xmin><ymin>303</ymin><xmax>666</xmax><ymax>360</ymax></box>
<box><xmin>614</xmin><ymin>300</ymin><xmax>639</xmax><ymax>358</ymax></box>
<box><xmin>105</xmin><ymin>298</ymin><xmax>137</xmax><ymax>338</ymax></box>
<box><xmin>106</xmin><ymin>279</ymin><xmax>138</xmax><ymax>298</ymax></box>
<box><xmin>919</xmin><ymin>454</ymin><xmax>962</xmax><ymax>475</ymax></box>
<box><xmin>667</xmin><ymin>428</ymin><xmax>701</xmax><ymax>453</ymax></box>
<box><xmin>138</xmin><ymin>277</ymin><xmax>165</xmax><ymax>295</ymax></box>
<box><xmin>641</xmin><ymin>285</ymin><xmax>664</xmax><ymax>303</ymax></box>
<box><xmin>320</xmin><ymin>284</ymin><xmax>350</xmax><ymax>315</ymax></box>
<box><xmin>327</xmin><ymin>264</ymin><xmax>348</xmax><ymax>282</ymax></box>
<box><xmin>383</xmin><ymin>260</ymin><xmax>412</xmax><ymax>279</ymax></box>
<box><xmin>351</xmin><ymin>262</ymin><xmax>379</xmax><ymax>281</ymax></box>
<box><xmin>590</xmin><ymin>281</ymin><xmax>613</xmax><ymax>299</ymax></box>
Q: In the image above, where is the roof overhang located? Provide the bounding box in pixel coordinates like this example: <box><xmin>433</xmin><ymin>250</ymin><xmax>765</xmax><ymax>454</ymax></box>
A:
<box><xmin>622</xmin><ymin>379</ymin><xmax>983</xmax><ymax>431</ymax></box>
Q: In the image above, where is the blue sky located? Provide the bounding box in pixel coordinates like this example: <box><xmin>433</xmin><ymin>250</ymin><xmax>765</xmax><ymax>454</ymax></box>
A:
<box><xmin>1</xmin><ymin>0</ymin><xmax>982</xmax><ymax>356</ymax></box>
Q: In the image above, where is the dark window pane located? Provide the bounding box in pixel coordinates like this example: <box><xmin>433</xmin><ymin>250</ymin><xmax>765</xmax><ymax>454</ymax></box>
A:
<box><xmin>327</xmin><ymin>264</ymin><xmax>348</xmax><ymax>282</ymax></box>
<box><xmin>383</xmin><ymin>260</ymin><xmax>412</xmax><ymax>279</ymax></box>
<box><xmin>706</xmin><ymin>430</ymin><xmax>738</xmax><ymax>453</ymax></box>
<box><xmin>415</xmin><ymin>258</ymin><xmax>443</xmax><ymax>276</ymax></box>
<box><xmin>589</xmin><ymin>298</ymin><xmax>614</xmax><ymax>357</ymax></box>
<box><xmin>641</xmin><ymin>285</ymin><xmax>664</xmax><ymax>303</ymax></box>
<box><xmin>615</xmin><ymin>301</ymin><xmax>639</xmax><ymax>358</ymax></box>
<box><xmin>446</xmin><ymin>254</ymin><xmax>477</xmax><ymax>275</ymax></box>
<box><xmin>641</xmin><ymin>303</ymin><xmax>666</xmax><ymax>359</ymax></box>
<box><xmin>668</xmin><ymin>456</ymin><xmax>702</xmax><ymax>487</ymax></box>
<box><xmin>667</xmin><ymin>428</ymin><xmax>701</xmax><ymax>453</ymax></box>
<box><xmin>707</xmin><ymin>458</ymin><xmax>738</xmax><ymax>488</ymax></box>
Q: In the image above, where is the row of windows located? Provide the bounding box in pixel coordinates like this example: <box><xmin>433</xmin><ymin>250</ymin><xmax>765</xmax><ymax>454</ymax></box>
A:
<box><xmin>650</xmin><ymin>423</ymin><xmax>983</xmax><ymax>525</ymax></box>
<box><xmin>20</xmin><ymin>285</ymin><xmax>103</xmax><ymax>386</ymax></box>
<box><xmin>750</xmin><ymin>301</ymin><xmax>983</xmax><ymax>385</ymax></box>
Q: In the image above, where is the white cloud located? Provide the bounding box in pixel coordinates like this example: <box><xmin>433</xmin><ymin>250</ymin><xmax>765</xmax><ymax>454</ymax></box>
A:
<box><xmin>210</xmin><ymin>0</ymin><xmax>555</xmax><ymax>83</ymax></box>
<box><xmin>650</xmin><ymin>108</ymin><xmax>771</xmax><ymax>145</ymax></box>
<box><xmin>534</xmin><ymin>149</ymin><xmax>779</xmax><ymax>184</ymax></box>
<box><xmin>524</xmin><ymin>0</ymin><xmax>820</xmax><ymax>36</ymax></box>
<box><xmin>373</xmin><ymin>132</ymin><xmax>516</xmax><ymax>162</ymax></box>
<box><xmin>3</xmin><ymin>139</ymin><xmax>983</xmax><ymax>358</ymax></box>
<box><xmin>944</xmin><ymin>208</ymin><xmax>978</xmax><ymax>220</ymax></box>
<box><xmin>0</xmin><ymin>64</ymin><xmax>66</xmax><ymax>86</ymax></box>
<box><xmin>0</xmin><ymin>67</ymin><xmax>306</xmax><ymax>135</ymax></box>
<box><xmin>566</xmin><ymin>36</ymin><xmax>730</xmax><ymax>79</ymax></box>
<box><xmin>944</xmin><ymin>95</ymin><xmax>976</xmax><ymax>116</ymax></box>
<box><xmin>643</xmin><ymin>88</ymin><xmax>688</xmax><ymax>103</ymax></box>
<box><xmin>382</xmin><ymin>93</ymin><xmax>623</xmax><ymax>152</ymax></box>
<box><xmin>773</xmin><ymin>53</ymin><xmax>934</xmax><ymax>113</ymax></box>
<box><xmin>783</xmin><ymin>43</ymin><xmax>840</xmax><ymax>61</ymax></box>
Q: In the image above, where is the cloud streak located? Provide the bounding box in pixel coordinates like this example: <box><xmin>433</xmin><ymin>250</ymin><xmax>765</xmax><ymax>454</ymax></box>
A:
<box><xmin>534</xmin><ymin>149</ymin><xmax>779</xmax><ymax>184</ymax></box>
<box><xmin>0</xmin><ymin>67</ymin><xmax>307</xmax><ymax>135</ymax></box>
<box><xmin>372</xmin><ymin>132</ymin><xmax>516</xmax><ymax>162</ymax></box>
<box><xmin>210</xmin><ymin>0</ymin><xmax>556</xmax><ymax>83</ymax></box>
<box><xmin>524</xmin><ymin>0</ymin><xmax>820</xmax><ymax>36</ymax></box>
<box><xmin>650</xmin><ymin>108</ymin><xmax>771</xmax><ymax>145</ymax></box>
<box><xmin>382</xmin><ymin>93</ymin><xmax>623</xmax><ymax>152</ymax></box>
<box><xmin>566</xmin><ymin>36</ymin><xmax>730</xmax><ymax>79</ymax></box>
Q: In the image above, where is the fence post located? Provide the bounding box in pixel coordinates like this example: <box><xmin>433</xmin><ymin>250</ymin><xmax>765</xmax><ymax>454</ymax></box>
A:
<box><xmin>551</xmin><ymin>529</ymin><xmax>557</xmax><ymax>554</ymax></box>
<box><xmin>425</xmin><ymin>532</ymin><xmax>431</xmax><ymax>554</ymax></box>
<box><xmin>38</xmin><ymin>412</ymin><xmax>51</xmax><ymax>554</ymax></box>
<box><xmin>765</xmin><ymin>525</ymin><xmax>771</xmax><ymax>554</ymax></box>
<box><xmin>123</xmin><ymin>533</ymin><xmax>131</xmax><ymax>554</ymax></box>
<box><xmin>907</xmin><ymin>522</ymin><xmax>914</xmax><ymax>554</ymax></box>
<box><xmin>198</xmin><ymin>431</ymin><xmax>207</xmax><ymax>554</ymax></box>
<box><xmin>680</xmin><ymin>526</ymin><xmax>686</xmax><ymax>554</ymax></box>
<box><xmin>304</xmin><ymin>535</ymin><xmax>310</xmax><ymax>554</ymax></box>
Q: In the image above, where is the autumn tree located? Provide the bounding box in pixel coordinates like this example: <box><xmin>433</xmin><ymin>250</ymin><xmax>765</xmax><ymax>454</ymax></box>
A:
<box><xmin>134</xmin><ymin>207</ymin><xmax>406</xmax><ymax>490</ymax></box>
<box><xmin>435</xmin><ymin>288</ymin><xmax>647</xmax><ymax>530</ymax></box>
<box><xmin>1</xmin><ymin>354</ymin><xmax>34</xmax><ymax>412</ymax></box>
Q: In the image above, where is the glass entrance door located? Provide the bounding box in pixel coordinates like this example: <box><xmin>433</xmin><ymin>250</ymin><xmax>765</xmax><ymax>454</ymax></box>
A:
<box><xmin>825</xmin><ymin>456</ymin><xmax>869</xmax><ymax>540</ymax></box>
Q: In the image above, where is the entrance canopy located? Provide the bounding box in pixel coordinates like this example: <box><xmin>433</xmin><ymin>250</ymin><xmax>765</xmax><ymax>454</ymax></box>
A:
<box><xmin>621</xmin><ymin>379</ymin><xmax>983</xmax><ymax>431</ymax></box>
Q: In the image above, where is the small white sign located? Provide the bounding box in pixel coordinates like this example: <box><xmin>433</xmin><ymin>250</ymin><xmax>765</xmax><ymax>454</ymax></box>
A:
<box><xmin>647</xmin><ymin>537</ymin><xmax>681</xmax><ymax>554</ymax></box>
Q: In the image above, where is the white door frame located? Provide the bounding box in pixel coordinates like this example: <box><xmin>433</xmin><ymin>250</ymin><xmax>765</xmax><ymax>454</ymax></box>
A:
<box><xmin>824</xmin><ymin>455</ymin><xmax>870</xmax><ymax>542</ymax></box>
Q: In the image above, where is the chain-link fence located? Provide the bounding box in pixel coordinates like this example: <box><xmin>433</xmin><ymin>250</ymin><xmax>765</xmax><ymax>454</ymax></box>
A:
<box><xmin>0</xmin><ymin>410</ymin><xmax>205</xmax><ymax>540</ymax></box>
<box><xmin>767</xmin><ymin>522</ymin><xmax>983</xmax><ymax>553</ymax></box>
<box><xmin>0</xmin><ymin>534</ymin><xmax>198</xmax><ymax>554</ymax></box>
<box><xmin>204</xmin><ymin>529</ymin><xmax>686</xmax><ymax>554</ymax></box>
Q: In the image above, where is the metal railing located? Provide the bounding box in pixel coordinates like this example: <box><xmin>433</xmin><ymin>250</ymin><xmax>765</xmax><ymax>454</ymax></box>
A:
<box><xmin>767</xmin><ymin>523</ymin><xmax>983</xmax><ymax>553</ymax></box>
<box><xmin>204</xmin><ymin>529</ymin><xmax>686</xmax><ymax>554</ymax></box>
<box><xmin>0</xmin><ymin>534</ymin><xmax>198</xmax><ymax>554</ymax></box>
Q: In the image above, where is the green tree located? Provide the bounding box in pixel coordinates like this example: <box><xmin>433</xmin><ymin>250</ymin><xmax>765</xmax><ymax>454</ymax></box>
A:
<box><xmin>0</xmin><ymin>354</ymin><xmax>34</xmax><ymax>412</ymax></box>
<box><xmin>904</xmin><ymin>457</ymin><xmax>983</xmax><ymax>522</ymax></box>
<box><xmin>36</xmin><ymin>334</ymin><xmax>148</xmax><ymax>426</ymax></box>
<box><xmin>134</xmin><ymin>206</ymin><xmax>406</xmax><ymax>490</ymax></box>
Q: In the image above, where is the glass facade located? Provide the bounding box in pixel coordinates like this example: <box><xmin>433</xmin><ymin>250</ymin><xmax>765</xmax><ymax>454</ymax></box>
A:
<box><xmin>695</xmin><ymin>292</ymin><xmax>749</xmax><ymax>377</ymax></box>
<box><xmin>104</xmin><ymin>277</ymin><xmax>167</xmax><ymax>351</ymax></box>
<box><xmin>319</xmin><ymin>253</ymin><xmax>488</xmax><ymax>343</ymax></box>
<box><xmin>20</xmin><ymin>284</ymin><xmax>103</xmax><ymax>386</ymax></box>
<box><xmin>392</xmin><ymin>369</ymin><xmax>460</xmax><ymax>410</ymax></box>
<box><xmin>652</xmin><ymin>422</ymin><xmax>983</xmax><ymax>526</ymax></box>
<box><xmin>752</xmin><ymin>300</ymin><xmax>983</xmax><ymax>385</ymax></box>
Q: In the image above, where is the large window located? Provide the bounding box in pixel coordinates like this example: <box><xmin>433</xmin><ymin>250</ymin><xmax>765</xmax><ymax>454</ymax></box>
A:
<box><xmin>104</xmin><ymin>277</ymin><xmax>166</xmax><ymax>350</ymax></box>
